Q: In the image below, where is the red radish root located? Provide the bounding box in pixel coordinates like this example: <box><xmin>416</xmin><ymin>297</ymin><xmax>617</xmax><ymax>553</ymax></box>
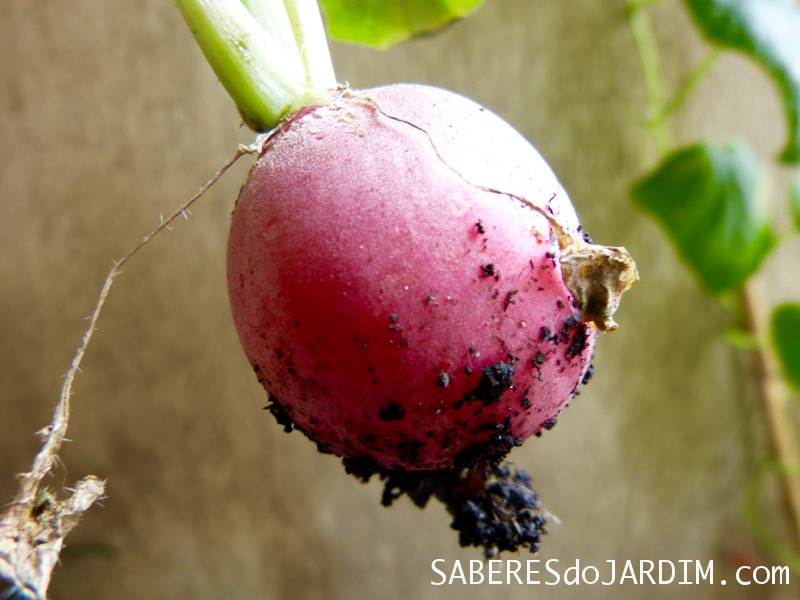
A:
<box><xmin>228</xmin><ymin>84</ymin><xmax>636</xmax><ymax>471</ymax></box>
<box><xmin>227</xmin><ymin>83</ymin><xmax>637</xmax><ymax>555</ymax></box>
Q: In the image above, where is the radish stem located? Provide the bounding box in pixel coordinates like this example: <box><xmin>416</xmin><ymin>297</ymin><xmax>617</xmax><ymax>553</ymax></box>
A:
<box><xmin>284</xmin><ymin>0</ymin><xmax>337</xmax><ymax>95</ymax></box>
<box><xmin>240</xmin><ymin>0</ymin><xmax>302</xmax><ymax>64</ymax></box>
<box><xmin>175</xmin><ymin>0</ymin><xmax>336</xmax><ymax>131</ymax></box>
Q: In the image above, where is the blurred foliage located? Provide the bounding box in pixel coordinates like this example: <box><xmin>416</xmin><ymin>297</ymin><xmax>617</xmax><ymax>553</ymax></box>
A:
<box><xmin>632</xmin><ymin>142</ymin><xmax>774</xmax><ymax>294</ymax></box>
<box><xmin>627</xmin><ymin>0</ymin><xmax>800</xmax><ymax>569</ymax></box>
<box><xmin>772</xmin><ymin>304</ymin><xmax>800</xmax><ymax>390</ymax></box>
<box><xmin>628</xmin><ymin>0</ymin><xmax>800</xmax><ymax>396</ymax></box>
<box><xmin>791</xmin><ymin>177</ymin><xmax>800</xmax><ymax>231</ymax></box>
<box><xmin>684</xmin><ymin>0</ymin><xmax>800</xmax><ymax>163</ymax></box>
<box><xmin>319</xmin><ymin>0</ymin><xmax>484</xmax><ymax>48</ymax></box>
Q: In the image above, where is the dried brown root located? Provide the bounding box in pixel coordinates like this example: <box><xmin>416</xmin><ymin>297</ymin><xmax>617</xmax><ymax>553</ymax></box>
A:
<box><xmin>1</xmin><ymin>138</ymin><xmax>263</xmax><ymax>599</ymax></box>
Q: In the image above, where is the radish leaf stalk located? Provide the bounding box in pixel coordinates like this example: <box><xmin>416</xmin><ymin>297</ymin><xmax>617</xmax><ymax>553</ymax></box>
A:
<box><xmin>175</xmin><ymin>0</ymin><xmax>336</xmax><ymax>131</ymax></box>
<box><xmin>283</xmin><ymin>0</ymin><xmax>337</xmax><ymax>92</ymax></box>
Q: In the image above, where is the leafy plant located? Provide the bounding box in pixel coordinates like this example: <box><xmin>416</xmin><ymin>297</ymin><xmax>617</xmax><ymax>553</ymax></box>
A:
<box><xmin>627</xmin><ymin>0</ymin><xmax>800</xmax><ymax>568</ymax></box>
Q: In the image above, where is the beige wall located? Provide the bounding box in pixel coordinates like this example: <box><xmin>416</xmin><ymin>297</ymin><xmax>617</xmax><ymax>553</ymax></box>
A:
<box><xmin>1</xmin><ymin>1</ymin><xmax>798</xmax><ymax>598</ymax></box>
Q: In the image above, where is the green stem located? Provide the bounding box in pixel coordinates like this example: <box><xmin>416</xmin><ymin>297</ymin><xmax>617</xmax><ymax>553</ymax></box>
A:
<box><xmin>284</xmin><ymin>0</ymin><xmax>337</xmax><ymax>96</ymax></box>
<box><xmin>240</xmin><ymin>0</ymin><xmax>302</xmax><ymax>61</ymax></box>
<box><xmin>741</xmin><ymin>284</ymin><xmax>800</xmax><ymax>560</ymax></box>
<box><xmin>175</xmin><ymin>0</ymin><xmax>337</xmax><ymax>131</ymax></box>
<box><xmin>648</xmin><ymin>49</ymin><xmax>721</xmax><ymax>128</ymax></box>
<box><xmin>626</xmin><ymin>0</ymin><xmax>672</xmax><ymax>155</ymax></box>
<box><xmin>627</xmin><ymin>0</ymin><xmax>674</xmax><ymax>8</ymax></box>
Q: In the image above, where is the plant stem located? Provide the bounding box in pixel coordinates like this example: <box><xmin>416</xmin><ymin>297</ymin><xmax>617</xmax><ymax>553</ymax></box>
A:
<box><xmin>627</xmin><ymin>1</ymin><xmax>800</xmax><ymax>556</ymax></box>
<box><xmin>741</xmin><ymin>283</ymin><xmax>800</xmax><ymax>551</ymax></box>
<box><xmin>626</xmin><ymin>0</ymin><xmax>672</xmax><ymax>156</ymax></box>
<box><xmin>283</xmin><ymin>0</ymin><xmax>337</xmax><ymax>95</ymax></box>
<box><xmin>240</xmin><ymin>0</ymin><xmax>302</xmax><ymax>63</ymax></box>
<box><xmin>175</xmin><ymin>0</ymin><xmax>337</xmax><ymax>131</ymax></box>
<box><xmin>648</xmin><ymin>49</ymin><xmax>721</xmax><ymax>128</ymax></box>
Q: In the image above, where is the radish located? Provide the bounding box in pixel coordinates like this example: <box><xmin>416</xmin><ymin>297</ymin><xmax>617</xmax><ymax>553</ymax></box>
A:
<box><xmin>177</xmin><ymin>0</ymin><xmax>637</xmax><ymax>554</ymax></box>
<box><xmin>230</xmin><ymin>83</ymin><xmax>612</xmax><ymax>471</ymax></box>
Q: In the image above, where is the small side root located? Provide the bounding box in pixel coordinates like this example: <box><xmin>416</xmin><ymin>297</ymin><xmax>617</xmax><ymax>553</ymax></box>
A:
<box><xmin>1</xmin><ymin>136</ymin><xmax>262</xmax><ymax>599</ymax></box>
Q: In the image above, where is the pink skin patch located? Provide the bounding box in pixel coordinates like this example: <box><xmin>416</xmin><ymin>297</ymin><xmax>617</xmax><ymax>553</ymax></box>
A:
<box><xmin>227</xmin><ymin>84</ymin><xmax>595</xmax><ymax>471</ymax></box>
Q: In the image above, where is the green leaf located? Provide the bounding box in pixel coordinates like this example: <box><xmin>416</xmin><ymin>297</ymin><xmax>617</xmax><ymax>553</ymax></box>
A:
<box><xmin>319</xmin><ymin>0</ymin><xmax>485</xmax><ymax>48</ymax></box>
<box><xmin>683</xmin><ymin>0</ymin><xmax>800</xmax><ymax>163</ymax></box>
<box><xmin>791</xmin><ymin>177</ymin><xmax>800</xmax><ymax>231</ymax></box>
<box><xmin>723</xmin><ymin>326</ymin><xmax>761</xmax><ymax>350</ymax></box>
<box><xmin>772</xmin><ymin>303</ymin><xmax>800</xmax><ymax>390</ymax></box>
<box><xmin>632</xmin><ymin>142</ymin><xmax>775</xmax><ymax>294</ymax></box>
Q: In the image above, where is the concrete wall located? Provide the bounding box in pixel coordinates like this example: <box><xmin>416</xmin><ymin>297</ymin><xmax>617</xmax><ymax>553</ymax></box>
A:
<box><xmin>1</xmin><ymin>1</ymin><xmax>797</xmax><ymax>598</ymax></box>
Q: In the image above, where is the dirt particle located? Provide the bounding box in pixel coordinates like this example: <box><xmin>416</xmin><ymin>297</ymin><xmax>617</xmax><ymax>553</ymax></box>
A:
<box><xmin>539</xmin><ymin>327</ymin><xmax>555</xmax><ymax>342</ymax></box>
<box><xmin>397</xmin><ymin>440</ymin><xmax>426</xmax><ymax>465</ymax></box>
<box><xmin>342</xmin><ymin>455</ymin><xmax>382</xmax><ymax>482</ymax></box>
<box><xmin>378</xmin><ymin>403</ymin><xmax>406</xmax><ymax>422</ymax></box>
<box><xmin>503</xmin><ymin>290</ymin><xmax>519</xmax><ymax>311</ymax></box>
<box><xmin>481</xmin><ymin>264</ymin><xmax>497</xmax><ymax>278</ymax></box>
<box><xmin>559</xmin><ymin>313</ymin><xmax>581</xmax><ymax>339</ymax></box>
<box><xmin>581</xmin><ymin>363</ymin><xmax>595</xmax><ymax>385</ymax></box>
<box><xmin>565</xmin><ymin>323</ymin><xmax>590</xmax><ymax>359</ymax></box>
<box><xmin>264</xmin><ymin>400</ymin><xmax>295</xmax><ymax>433</ymax></box>
<box><xmin>454</xmin><ymin>421</ymin><xmax>523</xmax><ymax>470</ymax></box>
<box><xmin>378</xmin><ymin>464</ymin><xmax>546</xmax><ymax>557</ymax></box>
<box><xmin>454</xmin><ymin>361</ymin><xmax>516</xmax><ymax>409</ymax></box>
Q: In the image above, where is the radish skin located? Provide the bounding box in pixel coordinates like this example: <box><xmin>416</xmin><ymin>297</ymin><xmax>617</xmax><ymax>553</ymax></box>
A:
<box><xmin>228</xmin><ymin>84</ymin><xmax>597</xmax><ymax>470</ymax></box>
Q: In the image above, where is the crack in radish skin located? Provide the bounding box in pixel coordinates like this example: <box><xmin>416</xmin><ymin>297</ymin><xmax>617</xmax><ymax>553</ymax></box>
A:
<box><xmin>347</xmin><ymin>89</ymin><xmax>638</xmax><ymax>332</ymax></box>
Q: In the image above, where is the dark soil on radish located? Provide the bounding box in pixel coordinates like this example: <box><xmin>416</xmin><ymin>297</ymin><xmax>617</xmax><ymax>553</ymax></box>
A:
<box><xmin>229</xmin><ymin>84</ymin><xmax>614</xmax><ymax>555</ymax></box>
